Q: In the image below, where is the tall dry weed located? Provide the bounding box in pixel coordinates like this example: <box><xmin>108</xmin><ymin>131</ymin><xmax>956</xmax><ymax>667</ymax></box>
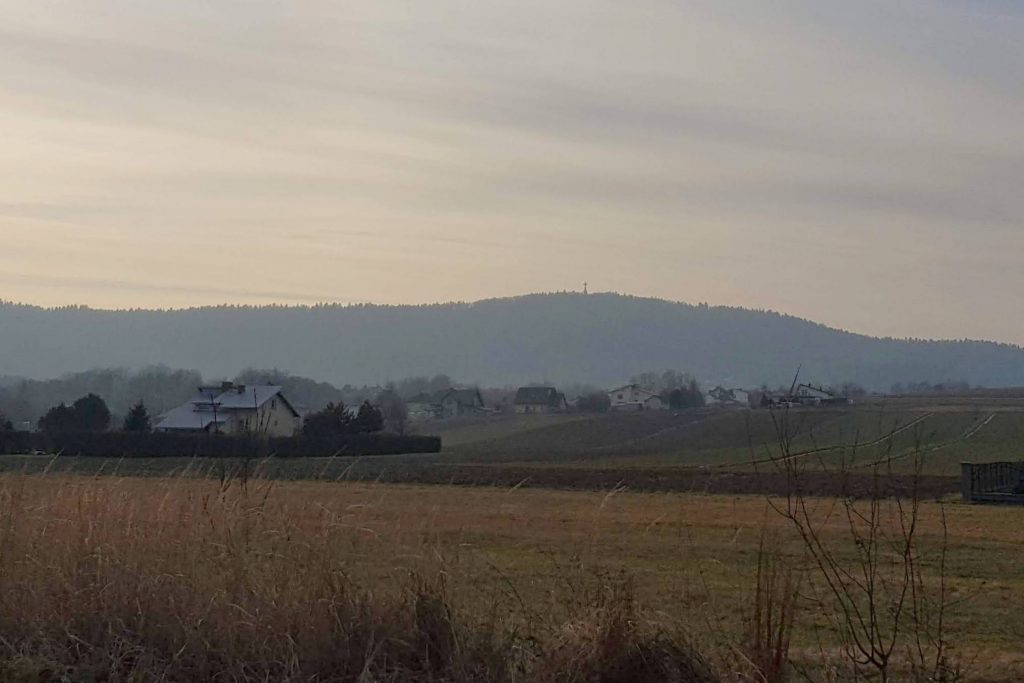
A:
<box><xmin>0</xmin><ymin>470</ymin><xmax>721</xmax><ymax>682</ymax></box>
<box><xmin>743</xmin><ymin>533</ymin><xmax>799</xmax><ymax>683</ymax></box>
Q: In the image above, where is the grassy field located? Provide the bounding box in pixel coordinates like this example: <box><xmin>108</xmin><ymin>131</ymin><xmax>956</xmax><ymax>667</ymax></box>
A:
<box><xmin>0</xmin><ymin>471</ymin><xmax>1019</xmax><ymax>681</ymax></box>
<box><xmin>2</xmin><ymin>401</ymin><xmax>1019</xmax><ymax>498</ymax></box>
<box><xmin>0</xmin><ymin>399</ymin><xmax>1019</xmax><ymax>679</ymax></box>
<box><xmin>437</xmin><ymin>402</ymin><xmax>1024</xmax><ymax>477</ymax></box>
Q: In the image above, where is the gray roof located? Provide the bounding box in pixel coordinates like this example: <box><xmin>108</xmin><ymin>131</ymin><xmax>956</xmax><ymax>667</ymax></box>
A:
<box><xmin>156</xmin><ymin>384</ymin><xmax>298</xmax><ymax>431</ymax></box>
<box><xmin>212</xmin><ymin>385</ymin><xmax>290</xmax><ymax>410</ymax></box>
<box><xmin>514</xmin><ymin>386</ymin><xmax>564</xmax><ymax>406</ymax></box>
<box><xmin>156</xmin><ymin>402</ymin><xmax>232</xmax><ymax>431</ymax></box>
<box><xmin>608</xmin><ymin>384</ymin><xmax>658</xmax><ymax>396</ymax></box>
<box><xmin>408</xmin><ymin>388</ymin><xmax>483</xmax><ymax>407</ymax></box>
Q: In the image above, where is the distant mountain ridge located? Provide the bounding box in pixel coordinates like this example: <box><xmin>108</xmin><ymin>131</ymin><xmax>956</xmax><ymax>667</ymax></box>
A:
<box><xmin>1</xmin><ymin>293</ymin><xmax>1022</xmax><ymax>390</ymax></box>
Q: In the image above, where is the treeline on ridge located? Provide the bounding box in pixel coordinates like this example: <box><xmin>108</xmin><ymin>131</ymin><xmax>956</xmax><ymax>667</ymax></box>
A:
<box><xmin>4</xmin><ymin>292</ymin><xmax>1024</xmax><ymax>389</ymax></box>
<box><xmin>0</xmin><ymin>367</ymin><xmax>459</xmax><ymax>426</ymax></box>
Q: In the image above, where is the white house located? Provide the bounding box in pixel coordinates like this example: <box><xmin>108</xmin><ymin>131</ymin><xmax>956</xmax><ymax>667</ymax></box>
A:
<box><xmin>513</xmin><ymin>387</ymin><xmax>568</xmax><ymax>414</ymax></box>
<box><xmin>607</xmin><ymin>384</ymin><xmax>666</xmax><ymax>411</ymax></box>
<box><xmin>405</xmin><ymin>388</ymin><xmax>487</xmax><ymax>421</ymax></box>
<box><xmin>155</xmin><ymin>383</ymin><xmax>301</xmax><ymax>437</ymax></box>
<box><xmin>705</xmin><ymin>386</ymin><xmax>751</xmax><ymax>408</ymax></box>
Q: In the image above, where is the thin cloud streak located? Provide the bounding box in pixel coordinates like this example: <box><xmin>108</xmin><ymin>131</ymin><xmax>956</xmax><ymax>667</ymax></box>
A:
<box><xmin>0</xmin><ymin>271</ymin><xmax>357</xmax><ymax>306</ymax></box>
<box><xmin>0</xmin><ymin>0</ymin><xmax>1021</xmax><ymax>342</ymax></box>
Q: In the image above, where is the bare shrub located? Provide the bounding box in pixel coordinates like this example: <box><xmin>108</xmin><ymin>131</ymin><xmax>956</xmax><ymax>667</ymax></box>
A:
<box><xmin>763</xmin><ymin>408</ymin><xmax>961</xmax><ymax>682</ymax></box>
<box><xmin>538</xmin><ymin>579</ymin><xmax>717</xmax><ymax>683</ymax></box>
<box><xmin>743</xmin><ymin>532</ymin><xmax>800</xmax><ymax>683</ymax></box>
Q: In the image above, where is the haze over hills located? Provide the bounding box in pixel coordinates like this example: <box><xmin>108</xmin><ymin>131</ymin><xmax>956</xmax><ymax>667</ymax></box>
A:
<box><xmin>1</xmin><ymin>292</ymin><xmax>1023</xmax><ymax>391</ymax></box>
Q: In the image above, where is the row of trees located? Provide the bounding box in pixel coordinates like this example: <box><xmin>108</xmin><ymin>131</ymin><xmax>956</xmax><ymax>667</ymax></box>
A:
<box><xmin>0</xmin><ymin>368</ymin><xmax>899</xmax><ymax>437</ymax></box>
<box><xmin>301</xmin><ymin>401</ymin><xmax>385</xmax><ymax>436</ymax></box>
<box><xmin>0</xmin><ymin>366</ymin><xmax>201</xmax><ymax>426</ymax></box>
<box><xmin>35</xmin><ymin>394</ymin><xmax>153</xmax><ymax>435</ymax></box>
<box><xmin>0</xmin><ymin>367</ymin><xmax>452</xmax><ymax>426</ymax></box>
<box><xmin>890</xmin><ymin>380</ymin><xmax>971</xmax><ymax>395</ymax></box>
<box><xmin>19</xmin><ymin>392</ymin><xmax>391</xmax><ymax>438</ymax></box>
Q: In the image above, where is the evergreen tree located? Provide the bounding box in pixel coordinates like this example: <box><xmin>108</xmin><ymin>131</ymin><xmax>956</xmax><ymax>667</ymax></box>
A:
<box><xmin>38</xmin><ymin>403</ymin><xmax>77</xmax><ymax>434</ymax></box>
<box><xmin>665</xmin><ymin>379</ymin><xmax>705</xmax><ymax>409</ymax></box>
<box><xmin>72</xmin><ymin>393</ymin><xmax>111</xmax><ymax>432</ymax></box>
<box><xmin>123</xmin><ymin>401</ymin><xmax>152</xmax><ymax>433</ymax></box>
<box><xmin>38</xmin><ymin>394</ymin><xmax>111</xmax><ymax>434</ymax></box>
<box><xmin>302</xmin><ymin>402</ymin><xmax>354</xmax><ymax>436</ymax></box>
<box><xmin>353</xmin><ymin>401</ymin><xmax>384</xmax><ymax>433</ymax></box>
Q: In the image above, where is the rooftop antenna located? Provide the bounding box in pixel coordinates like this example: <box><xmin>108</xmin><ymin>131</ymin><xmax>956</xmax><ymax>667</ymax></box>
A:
<box><xmin>583</xmin><ymin>281</ymin><xmax>588</xmax><ymax>295</ymax></box>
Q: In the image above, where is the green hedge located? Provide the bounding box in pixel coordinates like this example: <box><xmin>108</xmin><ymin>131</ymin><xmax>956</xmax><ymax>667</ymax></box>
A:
<box><xmin>0</xmin><ymin>431</ymin><xmax>441</xmax><ymax>458</ymax></box>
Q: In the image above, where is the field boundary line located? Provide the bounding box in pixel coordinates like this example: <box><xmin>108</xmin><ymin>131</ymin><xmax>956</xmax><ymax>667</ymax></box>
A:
<box><xmin>853</xmin><ymin>411</ymin><xmax>996</xmax><ymax>470</ymax></box>
<box><xmin>962</xmin><ymin>412</ymin><xmax>996</xmax><ymax>440</ymax></box>
<box><xmin>716</xmin><ymin>411</ymin><xmax>934</xmax><ymax>470</ymax></box>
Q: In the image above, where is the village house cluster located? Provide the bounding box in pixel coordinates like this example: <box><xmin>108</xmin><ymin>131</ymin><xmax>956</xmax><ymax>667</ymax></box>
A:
<box><xmin>403</xmin><ymin>382</ymin><xmax>758</xmax><ymax>423</ymax></box>
<box><xmin>150</xmin><ymin>379</ymin><xmax>853</xmax><ymax>433</ymax></box>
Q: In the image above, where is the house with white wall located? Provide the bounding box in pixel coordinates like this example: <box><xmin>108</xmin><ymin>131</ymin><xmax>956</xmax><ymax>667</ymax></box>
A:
<box><xmin>607</xmin><ymin>384</ymin><xmax>665</xmax><ymax>411</ymax></box>
<box><xmin>155</xmin><ymin>382</ymin><xmax>301</xmax><ymax>437</ymax></box>
<box><xmin>513</xmin><ymin>387</ymin><xmax>568</xmax><ymax>414</ymax></box>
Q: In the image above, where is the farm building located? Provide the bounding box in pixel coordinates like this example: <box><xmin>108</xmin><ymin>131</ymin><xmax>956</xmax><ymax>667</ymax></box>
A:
<box><xmin>760</xmin><ymin>383</ymin><xmax>852</xmax><ymax>408</ymax></box>
<box><xmin>439</xmin><ymin>388</ymin><xmax>486</xmax><ymax>418</ymax></box>
<box><xmin>406</xmin><ymin>393</ymin><xmax>441</xmax><ymax>422</ymax></box>
<box><xmin>513</xmin><ymin>387</ymin><xmax>568</xmax><ymax>414</ymax></box>
<box><xmin>793</xmin><ymin>384</ymin><xmax>832</xmax><ymax>406</ymax></box>
<box><xmin>705</xmin><ymin>386</ymin><xmax>751</xmax><ymax>408</ymax></box>
<box><xmin>406</xmin><ymin>388</ymin><xmax>486</xmax><ymax>421</ymax></box>
<box><xmin>155</xmin><ymin>382</ymin><xmax>301</xmax><ymax>437</ymax></box>
<box><xmin>607</xmin><ymin>384</ymin><xmax>666</xmax><ymax>411</ymax></box>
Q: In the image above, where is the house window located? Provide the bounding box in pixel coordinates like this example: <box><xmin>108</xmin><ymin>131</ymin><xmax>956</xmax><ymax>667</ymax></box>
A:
<box><xmin>617</xmin><ymin>394</ymin><xmax>623</xmax><ymax>400</ymax></box>
<box><xmin>272</xmin><ymin>399</ymin><xmax>276</xmax><ymax>409</ymax></box>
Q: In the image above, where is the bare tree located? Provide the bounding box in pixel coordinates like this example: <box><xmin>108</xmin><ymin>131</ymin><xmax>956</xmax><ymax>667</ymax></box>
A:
<box><xmin>377</xmin><ymin>387</ymin><xmax>408</xmax><ymax>435</ymax></box>
<box><xmin>762</xmin><ymin>408</ymin><xmax>959</xmax><ymax>682</ymax></box>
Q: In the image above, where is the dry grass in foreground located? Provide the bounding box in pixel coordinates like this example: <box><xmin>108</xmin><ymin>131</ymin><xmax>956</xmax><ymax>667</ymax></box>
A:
<box><xmin>0</xmin><ymin>472</ymin><xmax>721</xmax><ymax>682</ymax></box>
<box><xmin>0</xmin><ymin>471</ymin><xmax>1019</xmax><ymax>681</ymax></box>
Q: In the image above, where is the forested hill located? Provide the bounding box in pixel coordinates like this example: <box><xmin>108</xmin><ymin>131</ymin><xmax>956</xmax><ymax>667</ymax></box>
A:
<box><xmin>1</xmin><ymin>293</ymin><xmax>1022</xmax><ymax>390</ymax></box>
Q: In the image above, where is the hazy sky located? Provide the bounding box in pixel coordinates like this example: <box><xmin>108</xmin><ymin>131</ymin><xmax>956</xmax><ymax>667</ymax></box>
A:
<box><xmin>1</xmin><ymin>1</ymin><xmax>1022</xmax><ymax>342</ymax></box>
